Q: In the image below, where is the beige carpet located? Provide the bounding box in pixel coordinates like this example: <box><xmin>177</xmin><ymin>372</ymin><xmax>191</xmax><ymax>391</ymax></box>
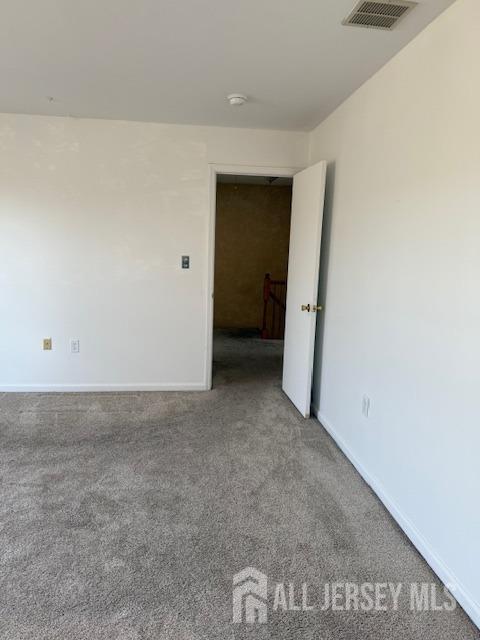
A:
<box><xmin>0</xmin><ymin>330</ymin><xmax>478</xmax><ymax>639</ymax></box>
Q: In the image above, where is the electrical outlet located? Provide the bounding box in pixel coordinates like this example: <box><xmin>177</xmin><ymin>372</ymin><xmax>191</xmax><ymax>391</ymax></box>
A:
<box><xmin>43</xmin><ymin>338</ymin><xmax>52</xmax><ymax>351</ymax></box>
<box><xmin>181</xmin><ymin>255</ymin><xmax>190</xmax><ymax>269</ymax></box>
<box><xmin>362</xmin><ymin>395</ymin><xmax>371</xmax><ymax>418</ymax></box>
<box><xmin>70</xmin><ymin>339</ymin><xmax>80</xmax><ymax>354</ymax></box>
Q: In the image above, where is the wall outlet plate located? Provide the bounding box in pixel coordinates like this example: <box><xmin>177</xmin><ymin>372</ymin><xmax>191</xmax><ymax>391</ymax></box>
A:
<box><xmin>70</xmin><ymin>339</ymin><xmax>80</xmax><ymax>354</ymax></box>
<box><xmin>43</xmin><ymin>338</ymin><xmax>52</xmax><ymax>350</ymax></box>
<box><xmin>181</xmin><ymin>255</ymin><xmax>190</xmax><ymax>269</ymax></box>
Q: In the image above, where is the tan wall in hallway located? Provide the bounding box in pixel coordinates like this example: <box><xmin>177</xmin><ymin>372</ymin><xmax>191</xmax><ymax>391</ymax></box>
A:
<box><xmin>214</xmin><ymin>183</ymin><xmax>292</xmax><ymax>329</ymax></box>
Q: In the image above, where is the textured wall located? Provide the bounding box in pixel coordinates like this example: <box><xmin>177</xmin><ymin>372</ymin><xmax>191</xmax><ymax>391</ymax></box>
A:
<box><xmin>214</xmin><ymin>184</ymin><xmax>291</xmax><ymax>330</ymax></box>
<box><xmin>0</xmin><ymin>114</ymin><xmax>307</xmax><ymax>389</ymax></box>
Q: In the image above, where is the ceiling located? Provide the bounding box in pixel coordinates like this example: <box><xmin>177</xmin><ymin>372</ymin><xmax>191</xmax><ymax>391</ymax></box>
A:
<box><xmin>0</xmin><ymin>0</ymin><xmax>455</xmax><ymax>131</ymax></box>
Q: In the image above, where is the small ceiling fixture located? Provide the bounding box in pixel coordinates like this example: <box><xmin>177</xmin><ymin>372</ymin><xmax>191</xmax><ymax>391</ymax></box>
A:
<box><xmin>227</xmin><ymin>93</ymin><xmax>248</xmax><ymax>106</ymax></box>
<box><xmin>343</xmin><ymin>0</ymin><xmax>417</xmax><ymax>30</ymax></box>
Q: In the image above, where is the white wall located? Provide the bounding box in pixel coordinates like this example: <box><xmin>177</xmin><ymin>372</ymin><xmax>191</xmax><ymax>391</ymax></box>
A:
<box><xmin>0</xmin><ymin>115</ymin><xmax>307</xmax><ymax>389</ymax></box>
<box><xmin>310</xmin><ymin>0</ymin><xmax>480</xmax><ymax>626</ymax></box>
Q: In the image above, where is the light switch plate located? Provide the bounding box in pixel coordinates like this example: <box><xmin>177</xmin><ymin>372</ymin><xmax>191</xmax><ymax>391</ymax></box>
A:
<box><xmin>43</xmin><ymin>338</ymin><xmax>52</xmax><ymax>351</ymax></box>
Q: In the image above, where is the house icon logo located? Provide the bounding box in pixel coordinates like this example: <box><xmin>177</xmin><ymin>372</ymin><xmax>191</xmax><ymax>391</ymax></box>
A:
<box><xmin>232</xmin><ymin>567</ymin><xmax>268</xmax><ymax>624</ymax></box>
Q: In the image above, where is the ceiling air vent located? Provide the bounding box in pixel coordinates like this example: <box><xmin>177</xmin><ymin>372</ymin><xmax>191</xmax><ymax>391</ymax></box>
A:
<box><xmin>343</xmin><ymin>0</ymin><xmax>417</xmax><ymax>30</ymax></box>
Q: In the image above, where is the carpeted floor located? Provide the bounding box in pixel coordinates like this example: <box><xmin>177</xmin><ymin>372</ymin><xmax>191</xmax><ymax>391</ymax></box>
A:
<box><xmin>0</xmin><ymin>331</ymin><xmax>478</xmax><ymax>639</ymax></box>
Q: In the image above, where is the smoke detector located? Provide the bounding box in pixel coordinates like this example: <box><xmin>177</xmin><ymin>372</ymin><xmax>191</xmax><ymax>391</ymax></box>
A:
<box><xmin>343</xmin><ymin>0</ymin><xmax>417</xmax><ymax>30</ymax></box>
<box><xmin>227</xmin><ymin>93</ymin><xmax>248</xmax><ymax>107</ymax></box>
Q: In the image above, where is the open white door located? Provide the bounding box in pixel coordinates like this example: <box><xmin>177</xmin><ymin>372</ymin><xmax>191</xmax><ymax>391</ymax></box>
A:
<box><xmin>282</xmin><ymin>161</ymin><xmax>327</xmax><ymax>417</ymax></box>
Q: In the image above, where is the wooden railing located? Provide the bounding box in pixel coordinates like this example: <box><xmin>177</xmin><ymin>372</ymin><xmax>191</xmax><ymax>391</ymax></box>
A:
<box><xmin>261</xmin><ymin>273</ymin><xmax>287</xmax><ymax>339</ymax></box>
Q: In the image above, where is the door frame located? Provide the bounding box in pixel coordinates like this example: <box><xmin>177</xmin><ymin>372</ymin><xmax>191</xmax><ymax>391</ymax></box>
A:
<box><xmin>205</xmin><ymin>163</ymin><xmax>303</xmax><ymax>389</ymax></box>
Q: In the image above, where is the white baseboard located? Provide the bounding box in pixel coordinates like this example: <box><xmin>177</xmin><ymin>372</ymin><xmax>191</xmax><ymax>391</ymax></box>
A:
<box><xmin>311</xmin><ymin>404</ymin><xmax>480</xmax><ymax>630</ymax></box>
<box><xmin>0</xmin><ymin>382</ymin><xmax>208</xmax><ymax>392</ymax></box>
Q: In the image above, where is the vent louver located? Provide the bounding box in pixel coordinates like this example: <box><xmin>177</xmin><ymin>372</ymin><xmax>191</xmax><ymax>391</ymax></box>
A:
<box><xmin>343</xmin><ymin>0</ymin><xmax>417</xmax><ymax>30</ymax></box>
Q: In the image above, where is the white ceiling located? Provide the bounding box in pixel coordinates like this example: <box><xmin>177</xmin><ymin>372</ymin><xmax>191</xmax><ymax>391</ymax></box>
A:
<box><xmin>0</xmin><ymin>0</ymin><xmax>455</xmax><ymax>131</ymax></box>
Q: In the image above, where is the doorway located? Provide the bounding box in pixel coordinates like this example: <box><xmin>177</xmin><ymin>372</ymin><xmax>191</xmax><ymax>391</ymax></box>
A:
<box><xmin>212</xmin><ymin>173</ymin><xmax>292</xmax><ymax>386</ymax></box>
<box><xmin>214</xmin><ymin>174</ymin><xmax>292</xmax><ymax>336</ymax></box>
<box><xmin>206</xmin><ymin>162</ymin><xmax>327</xmax><ymax>417</ymax></box>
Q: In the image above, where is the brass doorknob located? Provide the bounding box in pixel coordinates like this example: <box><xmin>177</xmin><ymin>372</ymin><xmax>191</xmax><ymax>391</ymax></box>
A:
<box><xmin>301</xmin><ymin>304</ymin><xmax>311</xmax><ymax>312</ymax></box>
<box><xmin>313</xmin><ymin>305</ymin><xmax>323</xmax><ymax>312</ymax></box>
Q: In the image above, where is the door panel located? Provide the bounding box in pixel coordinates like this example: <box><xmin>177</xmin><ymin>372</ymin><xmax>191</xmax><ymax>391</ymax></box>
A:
<box><xmin>282</xmin><ymin>161</ymin><xmax>327</xmax><ymax>417</ymax></box>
